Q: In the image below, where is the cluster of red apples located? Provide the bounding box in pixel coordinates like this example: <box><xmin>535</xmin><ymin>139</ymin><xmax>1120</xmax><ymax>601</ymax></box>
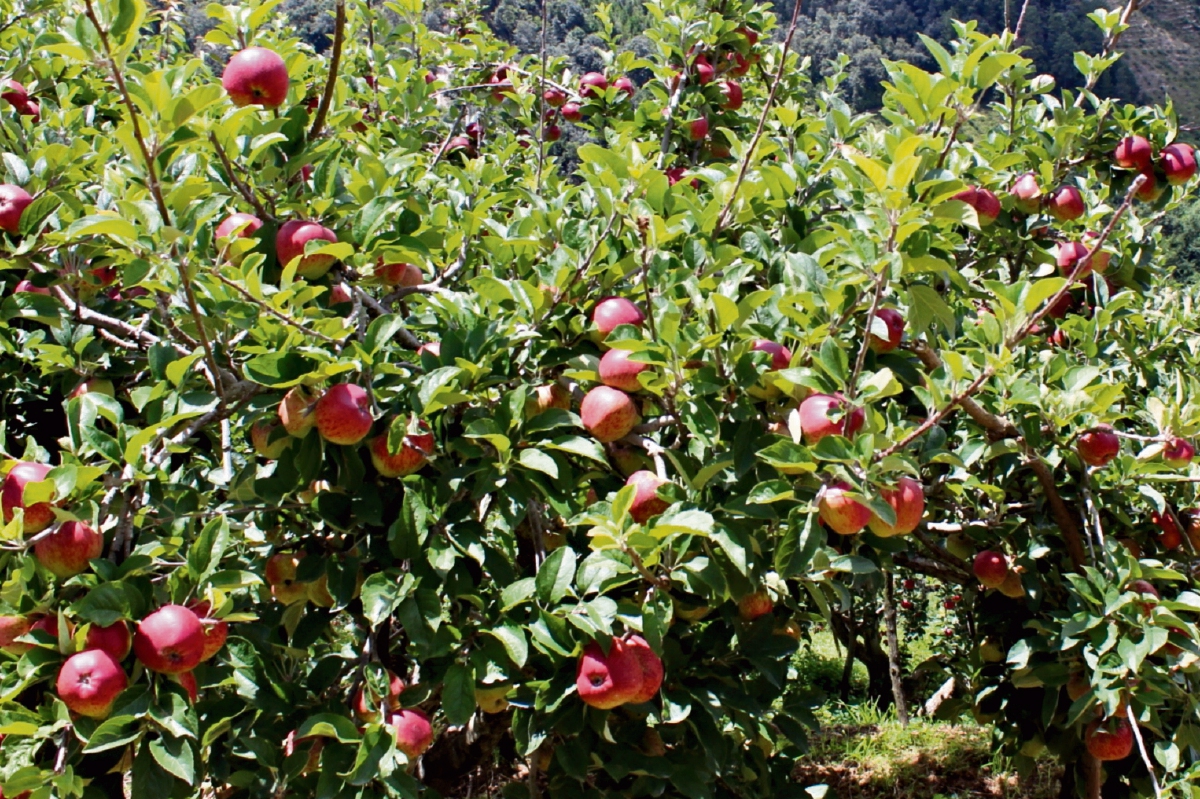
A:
<box><xmin>575</xmin><ymin>635</ymin><xmax>663</xmax><ymax>709</ymax></box>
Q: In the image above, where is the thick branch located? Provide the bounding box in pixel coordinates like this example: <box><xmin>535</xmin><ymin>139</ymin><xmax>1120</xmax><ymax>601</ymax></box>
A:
<box><xmin>309</xmin><ymin>0</ymin><xmax>346</xmax><ymax>139</ymax></box>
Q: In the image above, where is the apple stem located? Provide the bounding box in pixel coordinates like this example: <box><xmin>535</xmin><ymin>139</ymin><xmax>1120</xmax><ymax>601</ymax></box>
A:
<box><xmin>309</xmin><ymin>0</ymin><xmax>346</xmax><ymax>140</ymax></box>
<box><xmin>713</xmin><ymin>0</ymin><xmax>805</xmax><ymax>235</ymax></box>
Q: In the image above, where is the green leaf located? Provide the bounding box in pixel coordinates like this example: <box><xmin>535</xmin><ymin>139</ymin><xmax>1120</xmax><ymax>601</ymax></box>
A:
<box><xmin>295</xmin><ymin>713</ymin><xmax>363</xmax><ymax>743</ymax></box>
<box><xmin>517</xmin><ymin>448</ymin><xmax>559</xmax><ymax>478</ymax></box>
<box><xmin>360</xmin><ymin>572</ymin><xmax>414</xmax><ymax>628</ymax></box>
<box><xmin>149</xmin><ymin>735</ymin><xmax>195</xmax><ymax>785</ymax></box>
<box><xmin>485</xmin><ymin>624</ymin><xmax>529</xmax><ymax>667</ymax></box>
<box><xmin>244</xmin><ymin>352</ymin><xmax>317</xmax><ymax>387</ymax></box>
<box><xmin>84</xmin><ymin>715</ymin><xmax>140</xmax><ymax>753</ymax></box>
<box><xmin>66</xmin><ymin>214</ymin><xmax>138</xmax><ymax>242</ymax></box>
<box><xmin>442</xmin><ymin>663</ymin><xmax>476</xmax><ymax>725</ymax></box>
<box><xmin>649</xmin><ymin>509</ymin><xmax>714</xmax><ymax>538</ymax></box>
<box><xmin>535</xmin><ymin>547</ymin><xmax>576</xmax><ymax>604</ymax></box>
<box><xmin>188</xmin><ymin>516</ymin><xmax>230</xmax><ymax>584</ymax></box>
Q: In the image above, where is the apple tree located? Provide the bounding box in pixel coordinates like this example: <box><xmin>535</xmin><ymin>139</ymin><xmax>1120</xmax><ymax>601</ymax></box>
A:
<box><xmin>0</xmin><ymin>0</ymin><xmax>1197</xmax><ymax>797</ymax></box>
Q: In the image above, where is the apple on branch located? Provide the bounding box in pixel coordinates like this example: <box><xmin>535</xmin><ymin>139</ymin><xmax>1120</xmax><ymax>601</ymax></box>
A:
<box><xmin>1</xmin><ymin>461</ymin><xmax>56</xmax><ymax>534</ymax></box>
<box><xmin>580</xmin><ymin>386</ymin><xmax>640</xmax><ymax>443</ymax></box>
<box><xmin>626</xmin><ymin>470</ymin><xmax>669</xmax><ymax>523</ymax></box>
<box><xmin>56</xmin><ymin>649</ymin><xmax>127</xmax><ymax>719</ymax></box>
<box><xmin>818</xmin><ymin>482</ymin><xmax>871</xmax><ymax>535</ymax></box>
<box><xmin>133</xmin><ymin>605</ymin><xmax>206</xmax><ymax>675</ymax></box>
<box><xmin>33</xmin><ymin>521</ymin><xmax>103</xmax><ymax>579</ymax></box>
<box><xmin>314</xmin><ymin>384</ymin><xmax>374</xmax><ymax>446</ymax></box>
<box><xmin>222</xmin><ymin>47</ymin><xmax>290</xmax><ymax>108</ymax></box>
<box><xmin>576</xmin><ymin>639</ymin><xmax>641</xmax><ymax>709</ymax></box>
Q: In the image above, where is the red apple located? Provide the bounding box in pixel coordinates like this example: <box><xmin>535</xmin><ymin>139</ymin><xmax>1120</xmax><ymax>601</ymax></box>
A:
<box><xmin>329</xmin><ymin>282</ymin><xmax>352</xmax><ymax>305</ymax></box>
<box><xmin>613</xmin><ymin>76</ymin><xmax>635</xmax><ymax>98</ymax></box>
<box><xmin>544</xmin><ymin>124</ymin><xmax>561</xmax><ymax>142</ymax></box>
<box><xmin>314</xmin><ymin>384</ymin><xmax>373</xmax><ymax>446</ymax></box>
<box><xmin>1011</xmin><ymin>173</ymin><xmax>1042</xmax><ymax>214</ymax></box>
<box><xmin>174</xmin><ymin>670</ymin><xmax>199</xmax><ymax>703</ymax></box>
<box><xmin>275</xmin><ymin>220</ymin><xmax>338</xmax><ymax>280</ymax></box>
<box><xmin>444</xmin><ymin>135</ymin><xmax>474</xmax><ymax>156</ymax></box>
<box><xmin>1161</xmin><ymin>143</ymin><xmax>1197</xmax><ymax>185</ymax></box>
<box><xmin>868</xmin><ymin>308</ymin><xmax>904</xmax><ymax>352</ymax></box>
<box><xmin>818</xmin><ymin>482</ymin><xmax>871</xmax><ymax>535</ymax></box>
<box><xmin>738</xmin><ymin>590</ymin><xmax>773</xmax><ymax>621</ymax></box>
<box><xmin>214</xmin><ymin>212</ymin><xmax>263</xmax><ymax>257</ymax></box>
<box><xmin>1077</xmin><ymin>425</ymin><xmax>1119</xmax><ymax>467</ymax></box>
<box><xmin>1</xmin><ymin>461</ymin><xmax>55</xmax><ymax>533</ymax></box>
<box><xmin>599</xmin><ymin>348</ymin><xmax>649</xmax><ymax>392</ymax></box>
<box><xmin>56</xmin><ymin>649</ymin><xmax>127</xmax><ymax>719</ymax></box>
<box><xmin>725</xmin><ymin>51</ymin><xmax>751</xmax><ymax>78</ymax></box>
<box><xmin>13</xmin><ymin>279</ymin><xmax>49</xmax><ymax>295</ymax></box>
<box><xmin>266</xmin><ymin>552</ymin><xmax>309</xmax><ymax>605</ymax></box>
<box><xmin>30</xmin><ymin>613</ymin><xmax>67</xmax><ymax>642</ymax></box>
<box><xmin>686</xmin><ymin>117</ymin><xmax>709</xmax><ymax>141</ymax></box>
<box><xmin>0</xmin><ymin>184</ymin><xmax>33</xmax><ymax>235</ymax></box>
<box><xmin>1164</xmin><ymin>437</ymin><xmax>1195</xmax><ymax>468</ymax></box>
<box><xmin>561</xmin><ymin>103</ymin><xmax>582</xmax><ymax>123</ymax></box>
<box><xmin>692</xmin><ymin>55</ymin><xmax>715</xmax><ymax>85</ymax></box>
<box><xmin>370</xmin><ymin>422</ymin><xmax>435</xmax><ymax>478</ymax></box>
<box><xmin>592</xmin><ymin>297</ymin><xmax>645</xmax><ymax>338</ymax></box>
<box><xmin>222</xmin><ymin>47</ymin><xmax>290</xmax><ymax>108</ymax></box>
<box><xmin>1135</xmin><ymin>170</ymin><xmax>1162</xmax><ymax>203</ymax></box>
<box><xmin>1056</xmin><ymin>241</ymin><xmax>1110</xmax><ymax>278</ymax></box>
<box><xmin>868</xmin><ymin>476</ymin><xmax>925</xmax><ymax>537</ymax></box>
<box><xmin>953</xmin><ymin>186</ymin><xmax>1001</xmax><ymax>226</ymax></box>
<box><xmin>543</xmin><ymin>88</ymin><xmax>567</xmax><ymax>108</ymax></box>
<box><xmin>576</xmin><ymin>639</ymin><xmax>641</xmax><ymax>709</ymax></box>
<box><xmin>278</xmin><ymin>387</ymin><xmax>318</xmax><ymax>437</ymax></box>
<box><xmin>132</xmin><ymin>605</ymin><xmax>205</xmax><ymax>675</ymax></box>
<box><xmin>377</xmin><ymin>261</ymin><xmax>423</xmax><ymax>288</ymax></box>
<box><xmin>85</xmin><ymin>620</ymin><xmax>131</xmax><ymax>661</ymax></box>
<box><xmin>1</xmin><ymin>79</ymin><xmax>27</xmax><ymax>108</ymax></box>
<box><xmin>626</xmin><ymin>470</ymin><xmax>669</xmax><ymax>523</ymax></box>
<box><xmin>623</xmin><ymin>635</ymin><xmax>663</xmax><ymax>704</ymax></box>
<box><xmin>187</xmin><ymin>600</ymin><xmax>228</xmax><ymax>662</ymax></box>
<box><xmin>580</xmin><ymin>386</ymin><xmax>640</xmax><ymax>443</ymax></box>
<box><xmin>33</xmin><ymin>521</ymin><xmax>103</xmax><ymax>579</ymax></box>
<box><xmin>19</xmin><ymin>98</ymin><xmax>38</xmax><ymax>121</ymax></box>
<box><xmin>1046</xmin><ymin>185</ymin><xmax>1085</xmax><ymax>222</ymax></box>
<box><xmin>353</xmin><ymin>669</ymin><xmax>407</xmax><ymax>722</ymax></box>
<box><xmin>718</xmin><ymin>80</ymin><xmax>743</xmax><ymax>110</ymax></box>
<box><xmin>751</xmin><ymin>339</ymin><xmax>792</xmax><ymax>370</ymax></box>
<box><xmin>1085</xmin><ymin>718</ymin><xmax>1133</xmax><ymax>761</ymax></box>
<box><xmin>389</xmin><ymin>708</ymin><xmax>433</xmax><ymax>759</ymax></box>
<box><xmin>737</xmin><ymin>27</ymin><xmax>760</xmax><ymax>46</ymax></box>
<box><xmin>580</xmin><ymin>72</ymin><xmax>608</xmax><ymax>98</ymax></box>
<box><xmin>1128</xmin><ymin>579</ymin><xmax>1160</xmax><ymax>616</ymax></box>
<box><xmin>526</xmin><ymin>384</ymin><xmax>571</xmax><ymax>417</ymax></box>
<box><xmin>0</xmin><ymin>615</ymin><xmax>32</xmax><ymax>655</ymax></box>
<box><xmin>1114</xmin><ymin>135</ymin><xmax>1153</xmax><ymax>171</ymax></box>
<box><xmin>973</xmin><ymin>550</ymin><xmax>1009</xmax><ymax>588</ymax></box>
<box><xmin>417</xmin><ymin>341</ymin><xmax>441</xmax><ymax>358</ymax></box>
<box><xmin>1152</xmin><ymin>510</ymin><xmax>1182</xmax><ymax>550</ymax></box>
<box><xmin>798</xmin><ymin>393</ymin><xmax>864</xmax><ymax>445</ymax></box>
<box><xmin>250</xmin><ymin>418</ymin><xmax>289</xmax><ymax>459</ymax></box>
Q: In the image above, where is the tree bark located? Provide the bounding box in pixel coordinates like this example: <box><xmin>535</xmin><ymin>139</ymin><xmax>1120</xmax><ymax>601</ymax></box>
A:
<box><xmin>883</xmin><ymin>573</ymin><xmax>910</xmax><ymax>725</ymax></box>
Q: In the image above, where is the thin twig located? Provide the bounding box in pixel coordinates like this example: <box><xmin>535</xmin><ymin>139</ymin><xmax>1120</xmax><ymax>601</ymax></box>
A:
<box><xmin>209</xmin><ymin>133</ymin><xmax>274</xmax><ymax>222</ymax></box>
<box><xmin>211</xmin><ymin>269</ymin><xmax>343</xmax><ymax>344</ymax></box>
<box><xmin>536</xmin><ymin>0</ymin><xmax>548</xmax><ymax>188</ymax></box>
<box><xmin>1127</xmin><ymin>706</ymin><xmax>1163</xmax><ymax>799</ymax></box>
<box><xmin>309</xmin><ymin>0</ymin><xmax>346</xmax><ymax>139</ymax></box>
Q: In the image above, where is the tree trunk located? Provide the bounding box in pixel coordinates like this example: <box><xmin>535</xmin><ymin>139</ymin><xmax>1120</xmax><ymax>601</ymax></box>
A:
<box><xmin>829</xmin><ymin>604</ymin><xmax>894</xmax><ymax>707</ymax></box>
<box><xmin>883</xmin><ymin>573</ymin><xmax>909</xmax><ymax>725</ymax></box>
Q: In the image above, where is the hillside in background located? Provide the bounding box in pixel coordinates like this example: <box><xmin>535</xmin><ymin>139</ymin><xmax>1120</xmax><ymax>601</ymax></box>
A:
<box><xmin>1119</xmin><ymin>0</ymin><xmax>1200</xmax><ymax>126</ymax></box>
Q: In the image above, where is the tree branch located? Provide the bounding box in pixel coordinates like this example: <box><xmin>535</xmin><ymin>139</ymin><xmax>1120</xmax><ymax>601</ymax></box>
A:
<box><xmin>309</xmin><ymin>0</ymin><xmax>346</xmax><ymax>139</ymax></box>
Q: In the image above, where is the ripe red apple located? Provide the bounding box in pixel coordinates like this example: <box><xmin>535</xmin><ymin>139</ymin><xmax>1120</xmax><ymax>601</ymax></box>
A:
<box><xmin>544</xmin><ymin>124</ymin><xmax>562</xmax><ymax>142</ymax></box>
<box><xmin>613</xmin><ymin>76</ymin><xmax>635</xmax><ymax>98</ymax></box>
<box><xmin>314</xmin><ymin>384</ymin><xmax>373</xmax><ymax>445</ymax></box>
<box><xmin>13</xmin><ymin>279</ymin><xmax>49</xmax><ymax>295</ymax></box>
<box><xmin>278</xmin><ymin>387</ymin><xmax>317</xmax><ymax>437</ymax></box>
<box><xmin>973</xmin><ymin>550</ymin><xmax>1009</xmax><ymax>588</ymax></box>
<box><xmin>868</xmin><ymin>308</ymin><xmax>904</xmax><ymax>352</ymax></box>
<box><xmin>1010</xmin><ymin>172</ymin><xmax>1042</xmax><ymax>214</ymax></box>
<box><xmin>1056</xmin><ymin>240</ymin><xmax>1110</xmax><ymax>278</ymax></box>
<box><xmin>444</xmin><ymin>135</ymin><xmax>474</xmax><ymax>156</ymax></box>
<box><xmin>377</xmin><ymin>261</ymin><xmax>423</xmax><ymax>288</ymax></box>
<box><xmin>389</xmin><ymin>708</ymin><xmax>433</xmax><ymax>759</ymax></box>
<box><xmin>132</xmin><ymin>605</ymin><xmax>206</xmax><ymax>675</ymax></box>
<box><xmin>719</xmin><ymin>80</ymin><xmax>743</xmax><ymax>110</ymax></box>
<box><xmin>1160</xmin><ymin>143</ymin><xmax>1197</xmax><ymax>185</ymax></box>
<box><xmin>1085</xmin><ymin>718</ymin><xmax>1134</xmax><ymax>761</ymax></box>
<box><xmin>1128</xmin><ymin>579</ymin><xmax>1160</xmax><ymax>614</ymax></box>
<box><xmin>592</xmin><ymin>297</ymin><xmax>645</xmax><ymax>338</ymax></box>
<box><xmin>1046</xmin><ymin>185</ymin><xmax>1085</xmax><ymax>222</ymax></box>
<box><xmin>543</xmin><ymin>88</ymin><xmax>566</xmax><ymax>107</ymax></box>
<box><xmin>797</xmin><ymin>393</ymin><xmax>864</xmax><ymax>445</ymax></box>
<box><xmin>417</xmin><ymin>341</ymin><xmax>441</xmax><ymax>358</ymax></box>
<box><xmin>174</xmin><ymin>670</ymin><xmax>199</xmax><ymax>703</ymax></box>
<box><xmin>187</xmin><ymin>600</ymin><xmax>228</xmax><ymax>662</ymax></box>
<box><xmin>33</xmin><ymin>521</ymin><xmax>102</xmax><ymax>579</ymax></box>
<box><xmin>687</xmin><ymin>117</ymin><xmax>709</xmax><ymax>141</ymax></box>
<box><xmin>275</xmin><ymin>220</ymin><xmax>338</xmax><ymax>280</ymax></box>
<box><xmin>580</xmin><ymin>386</ymin><xmax>640</xmax><ymax>443</ymax></box>
<box><xmin>725</xmin><ymin>51</ymin><xmax>751</xmax><ymax>77</ymax></box>
<box><xmin>2</xmin><ymin>79</ymin><xmax>27</xmax><ymax>108</ymax></box>
<box><xmin>1164</xmin><ymin>437</ymin><xmax>1195</xmax><ymax>468</ymax></box>
<box><xmin>624</xmin><ymin>635</ymin><xmax>664</xmax><ymax>704</ymax></box>
<box><xmin>599</xmin><ymin>348</ymin><xmax>649</xmax><ymax>392</ymax></box>
<box><xmin>868</xmin><ymin>476</ymin><xmax>925</xmax><ymax>537</ymax></box>
<box><xmin>664</xmin><ymin>166</ymin><xmax>699</xmax><ymax>188</ymax></box>
<box><xmin>0</xmin><ymin>615</ymin><xmax>32</xmax><ymax>655</ymax></box>
<box><xmin>250</xmin><ymin>418</ymin><xmax>289</xmax><ymax>459</ymax></box>
<box><xmin>1113</xmin><ymin>135</ymin><xmax>1153</xmax><ymax>171</ymax></box>
<box><xmin>354</xmin><ymin>669</ymin><xmax>406</xmax><ymax>722</ymax></box>
<box><xmin>329</xmin><ymin>282</ymin><xmax>352</xmax><ymax>305</ymax></box>
<box><xmin>561</xmin><ymin>102</ymin><xmax>582</xmax><ymax>123</ymax></box>
<box><xmin>526</xmin><ymin>383</ymin><xmax>571</xmax><ymax>417</ymax></box>
<box><xmin>1</xmin><ymin>461</ymin><xmax>55</xmax><ymax>533</ymax></box>
<box><xmin>692</xmin><ymin>55</ymin><xmax>715</xmax><ymax>85</ymax></box>
<box><xmin>952</xmin><ymin>186</ymin><xmax>1000</xmax><ymax>226</ymax></box>
<box><xmin>580</xmin><ymin>72</ymin><xmax>608</xmax><ymax>98</ymax></box>
<box><xmin>370</xmin><ymin>422</ymin><xmax>435</xmax><ymax>477</ymax></box>
<box><xmin>903</xmin><ymin>579</ymin><xmax>916</xmax><ymax>590</ymax></box>
<box><xmin>222</xmin><ymin>47</ymin><xmax>290</xmax><ymax>108</ymax></box>
<box><xmin>266</xmin><ymin>552</ymin><xmax>309</xmax><ymax>605</ymax></box>
<box><xmin>214</xmin><ymin>212</ymin><xmax>263</xmax><ymax>264</ymax></box>
<box><xmin>751</xmin><ymin>339</ymin><xmax>792</xmax><ymax>370</ymax></box>
<box><xmin>576</xmin><ymin>639</ymin><xmax>641</xmax><ymax>709</ymax></box>
<box><xmin>85</xmin><ymin>620</ymin><xmax>131</xmax><ymax>661</ymax></box>
<box><xmin>0</xmin><ymin>184</ymin><xmax>33</xmax><ymax>235</ymax></box>
<box><xmin>56</xmin><ymin>649</ymin><xmax>127</xmax><ymax>719</ymax></box>
<box><xmin>626</xmin><ymin>470</ymin><xmax>669</xmax><ymax>523</ymax></box>
<box><xmin>738</xmin><ymin>590</ymin><xmax>773</xmax><ymax>621</ymax></box>
<box><xmin>1135</xmin><ymin>169</ymin><xmax>1162</xmax><ymax>203</ymax></box>
<box><xmin>818</xmin><ymin>482</ymin><xmax>871</xmax><ymax>535</ymax></box>
<box><xmin>1078</xmin><ymin>425</ymin><xmax>1119</xmax><ymax>467</ymax></box>
<box><xmin>1151</xmin><ymin>510</ymin><xmax>1182</xmax><ymax>550</ymax></box>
